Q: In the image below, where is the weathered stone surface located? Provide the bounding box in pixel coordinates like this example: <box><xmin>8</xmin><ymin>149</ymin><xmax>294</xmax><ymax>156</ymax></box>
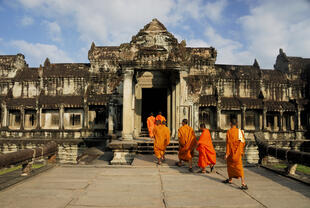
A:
<box><xmin>0</xmin><ymin>160</ymin><xmax>310</xmax><ymax>208</ymax></box>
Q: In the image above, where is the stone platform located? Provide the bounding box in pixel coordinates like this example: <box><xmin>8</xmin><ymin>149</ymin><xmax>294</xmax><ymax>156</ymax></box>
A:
<box><xmin>0</xmin><ymin>154</ymin><xmax>309</xmax><ymax>208</ymax></box>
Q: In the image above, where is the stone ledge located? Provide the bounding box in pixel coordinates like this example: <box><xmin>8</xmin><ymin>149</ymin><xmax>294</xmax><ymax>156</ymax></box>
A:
<box><xmin>108</xmin><ymin>140</ymin><xmax>138</xmax><ymax>150</ymax></box>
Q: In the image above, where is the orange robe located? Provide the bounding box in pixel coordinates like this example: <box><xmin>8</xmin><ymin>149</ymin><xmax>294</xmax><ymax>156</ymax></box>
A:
<box><xmin>226</xmin><ymin>126</ymin><xmax>245</xmax><ymax>178</ymax></box>
<box><xmin>178</xmin><ymin>125</ymin><xmax>197</xmax><ymax>161</ymax></box>
<box><xmin>163</xmin><ymin>125</ymin><xmax>170</xmax><ymax>150</ymax></box>
<box><xmin>147</xmin><ymin>116</ymin><xmax>156</xmax><ymax>138</ymax></box>
<box><xmin>153</xmin><ymin>125</ymin><xmax>169</xmax><ymax>159</ymax></box>
<box><xmin>197</xmin><ymin>129</ymin><xmax>216</xmax><ymax>168</ymax></box>
<box><xmin>156</xmin><ymin>115</ymin><xmax>166</xmax><ymax>123</ymax></box>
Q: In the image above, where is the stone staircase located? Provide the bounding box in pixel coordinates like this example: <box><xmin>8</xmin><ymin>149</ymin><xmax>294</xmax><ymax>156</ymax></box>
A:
<box><xmin>137</xmin><ymin>128</ymin><xmax>179</xmax><ymax>154</ymax></box>
<box><xmin>135</xmin><ymin>138</ymin><xmax>179</xmax><ymax>154</ymax></box>
<box><xmin>139</xmin><ymin>128</ymin><xmax>149</xmax><ymax>137</ymax></box>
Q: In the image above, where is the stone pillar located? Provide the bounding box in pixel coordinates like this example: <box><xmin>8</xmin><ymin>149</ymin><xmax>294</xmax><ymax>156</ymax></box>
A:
<box><xmin>263</xmin><ymin>108</ymin><xmax>267</xmax><ymax>130</ymax></box>
<box><xmin>297</xmin><ymin>106</ymin><xmax>301</xmax><ymax>130</ymax></box>
<box><xmin>59</xmin><ymin>105</ymin><xmax>64</xmax><ymax>130</ymax></box>
<box><xmin>241</xmin><ymin>105</ymin><xmax>246</xmax><ymax>130</ymax></box>
<box><xmin>279</xmin><ymin>109</ymin><xmax>283</xmax><ymax>131</ymax></box>
<box><xmin>122</xmin><ymin>69</ymin><xmax>134</xmax><ymax>140</ymax></box>
<box><xmin>134</xmin><ymin>85</ymin><xmax>142</xmax><ymax>137</ymax></box>
<box><xmin>83</xmin><ymin>104</ymin><xmax>89</xmax><ymax>129</ymax></box>
<box><xmin>175</xmin><ymin>80</ymin><xmax>180</xmax><ymax>130</ymax></box>
<box><xmin>1</xmin><ymin>103</ymin><xmax>7</xmax><ymax>127</ymax></box>
<box><xmin>36</xmin><ymin>107</ymin><xmax>41</xmax><ymax>129</ymax></box>
<box><xmin>290</xmin><ymin>115</ymin><xmax>294</xmax><ymax>130</ymax></box>
<box><xmin>20</xmin><ymin>107</ymin><xmax>25</xmax><ymax>130</ymax></box>
<box><xmin>274</xmin><ymin>115</ymin><xmax>278</xmax><ymax>131</ymax></box>
<box><xmin>193</xmin><ymin>104</ymin><xmax>199</xmax><ymax>132</ymax></box>
<box><xmin>167</xmin><ymin>88</ymin><xmax>171</xmax><ymax>131</ymax></box>
<box><xmin>172</xmin><ymin>84</ymin><xmax>176</xmax><ymax>138</ymax></box>
<box><xmin>108</xmin><ymin>103</ymin><xmax>114</xmax><ymax>135</ymax></box>
<box><xmin>216</xmin><ymin>107</ymin><xmax>221</xmax><ymax>130</ymax></box>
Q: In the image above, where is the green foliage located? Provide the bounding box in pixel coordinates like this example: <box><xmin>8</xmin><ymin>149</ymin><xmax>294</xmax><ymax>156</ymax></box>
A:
<box><xmin>0</xmin><ymin>163</ymin><xmax>45</xmax><ymax>175</ymax></box>
<box><xmin>296</xmin><ymin>165</ymin><xmax>310</xmax><ymax>174</ymax></box>
<box><xmin>0</xmin><ymin>165</ymin><xmax>21</xmax><ymax>175</ymax></box>
<box><xmin>273</xmin><ymin>163</ymin><xmax>310</xmax><ymax>175</ymax></box>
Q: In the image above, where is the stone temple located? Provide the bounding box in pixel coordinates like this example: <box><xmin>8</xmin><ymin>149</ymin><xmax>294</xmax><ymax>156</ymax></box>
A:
<box><xmin>0</xmin><ymin>19</ymin><xmax>309</xmax><ymax>163</ymax></box>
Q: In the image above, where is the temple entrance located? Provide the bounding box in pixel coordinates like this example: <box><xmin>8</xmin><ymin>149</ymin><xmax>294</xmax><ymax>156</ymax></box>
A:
<box><xmin>141</xmin><ymin>88</ymin><xmax>167</xmax><ymax>129</ymax></box>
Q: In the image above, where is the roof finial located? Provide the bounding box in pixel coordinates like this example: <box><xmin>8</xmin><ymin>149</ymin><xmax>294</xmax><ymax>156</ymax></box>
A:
<box><xmin>44</xmin><ymin>57</ymin><xmax>50</xmax><ymax>67</ymax></box>
<box><xmin>279</xmin><ymin>48</ymin><xmax>287</xmax><ymax>59</ymax></box>
<box><xmin>91</xmin><ymin>42</ymin><xmax>95</xmax><ymax>50</ymax></box>
<box><xmin>253</xmin><ymin>58</ymin><xmax>260</xmax><ymax>69</ymax></box>
<box><xmin>279</xmin><ymin>48</ymin><xmax>284</xmax><ymax>54</ymax></box>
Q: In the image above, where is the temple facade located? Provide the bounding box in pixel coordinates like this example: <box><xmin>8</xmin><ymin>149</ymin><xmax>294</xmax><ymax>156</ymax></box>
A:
<box><xmin>0</xmin><ymin>19</ymin><xmax>309</xmax><ymax>146</ymax></box>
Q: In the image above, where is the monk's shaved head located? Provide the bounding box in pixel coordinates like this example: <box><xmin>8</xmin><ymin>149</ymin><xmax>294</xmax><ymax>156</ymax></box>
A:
<box><xmin>158</xmin><ymin>112</ymin><xmax>162</xmax><ymax>115</ymax></box>
<box><xmin>162</xmin><ymin>120</ymin><xmax>167</xmax><ymax>126</ymax></box>
<box><xmin>231</xmin><ymin>118</ymin><xmax>237</xmax><ymax>126</ymax></box>
<box><xmin>182</xmin><ymin>119</ymin><xmax>188</xmax><ymax>125</ymax></box>
<box><xmin>150</xmin><ymin>112</ymin><xmax>153</xmax><ymax>116</ymax></box>
<box><xmin>200</xmin><ymin>123</ymin><xmax>206</xmax><ymax>128</ymax></box>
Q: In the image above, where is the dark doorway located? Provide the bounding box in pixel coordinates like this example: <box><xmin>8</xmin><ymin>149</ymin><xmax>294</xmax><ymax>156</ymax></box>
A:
<box><xmin>142</xmin><ymin>88</ymin><xmax>167</xmax><ymax>129</ymax></box>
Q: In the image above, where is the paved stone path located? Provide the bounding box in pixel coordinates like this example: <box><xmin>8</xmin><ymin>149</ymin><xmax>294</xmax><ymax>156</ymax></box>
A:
<box><xmin>0</xmin><ymin>155</ymin><xmax>309</xmax><ymax>208</ymax></box>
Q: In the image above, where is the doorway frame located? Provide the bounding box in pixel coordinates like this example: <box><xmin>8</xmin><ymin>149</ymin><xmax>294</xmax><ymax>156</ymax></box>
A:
<box><xmin>133</xmin><ymin>70</ymin><xmax>174</xmax><ymax>138</ymax></box>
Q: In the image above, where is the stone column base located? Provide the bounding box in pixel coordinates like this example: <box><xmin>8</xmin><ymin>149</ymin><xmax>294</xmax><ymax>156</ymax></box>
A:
<box><xmin>110</xmin><ymin>151</ymin><xmax>135</xmax><ymax>165</ymax></box>
<box><xmin>122</xmin><ymin>133</ymin><xmax>133</xmax><ymax>140</ymax></box>
<box><xmin>108</xmin><ymin>140</ymin><xmax>138</xmax><ymax>165</ymax></box>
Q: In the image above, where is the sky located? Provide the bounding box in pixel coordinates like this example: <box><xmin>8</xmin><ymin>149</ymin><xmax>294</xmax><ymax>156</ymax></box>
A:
<box><xmin>0</xmin><ymin>0</ymin><xmax>310</xmax><ymax>68</ymax></box>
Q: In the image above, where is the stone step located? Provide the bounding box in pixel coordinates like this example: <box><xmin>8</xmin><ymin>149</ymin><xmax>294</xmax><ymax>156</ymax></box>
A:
<box><xmin>136</xmin><ymin>139</ymin><xmax>179</xmax><ymax>153</ymax></box>
<box><xmin>137</xmin><ymin>150</ymin><xmax>178</xmax><ymax>154</ymax></box>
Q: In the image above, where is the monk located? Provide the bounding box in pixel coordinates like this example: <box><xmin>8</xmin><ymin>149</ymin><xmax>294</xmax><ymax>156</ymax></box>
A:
<box><xmin>147</xmin><ymin>113</ymin><xmax>156</xmax><ymax>138</ymax></box>
<box><xmin>223</xmin><ymin>118</ymin><xmax>248</xmax><ymax>190</ymax></box>
<box><xmin>153</xmin><ymin>120</ymin><xmax>170</xmax><ymax>165</ymax></box>
<box><xmin>197</xmin><ymin>123</ymin><xmax>216</xmax><ymax>173</ymax></box>
<box><xmin>177</xmin><ymin>119</ymin><xmax>197</xmax><ymax>172</ymax></box>
<box><xmin>156</xmin><ymin>112</ymin><xmax>166</xmax><ymax>123</ymax></box>
<box><xmin>162</xmin><ymin>120</ymin><xmax>170</xmax><ymax>160</ymax></box>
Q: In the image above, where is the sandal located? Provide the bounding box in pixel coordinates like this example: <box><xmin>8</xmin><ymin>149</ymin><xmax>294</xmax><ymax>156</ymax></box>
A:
<box><xmin>197</xmin><ymin>170</ymin><xmax>206</xmax><ymax>174</ymax></box>
<box><xmin>188</xmin><ymin>168</ymin><xmax>193</xmax><ymax>173</ymax></box>
<box><xmin>175</xmin><ymin>162</ymin><xmax>182</xmax><ymax>167</ymax></box>
<box><xmin>240</xmin><ymin>184</ymin><xmax>248</xmax><ymax>190</ymax></box>
<box><xmin>210</xmin><ymin>166</ymin><xmax>215</xmax><ymax>173</ymax></box>
<box><xmin>222</xmin><ymin>179</ymin><xmax>232</xmax><ymax>184</ymax></box>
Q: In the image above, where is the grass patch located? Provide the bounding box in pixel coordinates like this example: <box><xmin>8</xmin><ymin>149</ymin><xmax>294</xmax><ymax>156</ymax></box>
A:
<box><xmin>273</xmin><ymin>164</ymin><xmax>287</xmax><ymax>169</ymax></box>
<box><xmin>0</xmin><ymin>165</ymin><xmax>21</xmax><ymax>175</ymax></box>
<box><xmin>296</xmin><ymin>165</ymin><xmax>310</xmax><ymax>175</ymax></box>
<box><xmin>0</xmin><ymin>163</ymin><xmax>45</xmax><ymax>176</ymax></box>
<box><xmin>273</xmin><ymin>163</ymin><xmax>310</xmax><ymax>175</ymax></box>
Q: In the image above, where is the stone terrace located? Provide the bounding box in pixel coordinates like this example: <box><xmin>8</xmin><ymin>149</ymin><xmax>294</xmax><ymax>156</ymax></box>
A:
<box><xmin>0</xmin><ymin>155</ymin><xmax>309</xmax><ymax>208</ymax></box>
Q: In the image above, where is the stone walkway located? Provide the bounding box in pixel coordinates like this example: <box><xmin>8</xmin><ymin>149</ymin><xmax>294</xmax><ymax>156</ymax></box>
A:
<box><xmin>0</xmin><ymin>155</ymin><xmax>309</xmax><ymax>208</ymax></box>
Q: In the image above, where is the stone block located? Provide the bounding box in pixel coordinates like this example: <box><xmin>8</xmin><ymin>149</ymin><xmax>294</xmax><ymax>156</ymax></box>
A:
<box><xmin>110</xmin><ymin>151</ymin><xmax>135</xmax><ymax>165</ymax></box>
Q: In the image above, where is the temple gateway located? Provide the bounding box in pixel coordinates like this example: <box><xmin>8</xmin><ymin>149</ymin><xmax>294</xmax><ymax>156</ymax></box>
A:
<box><xmin>0</xmin><ymin>19</ymin><xmax>309</xmax><ymax>163</ymax></box>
